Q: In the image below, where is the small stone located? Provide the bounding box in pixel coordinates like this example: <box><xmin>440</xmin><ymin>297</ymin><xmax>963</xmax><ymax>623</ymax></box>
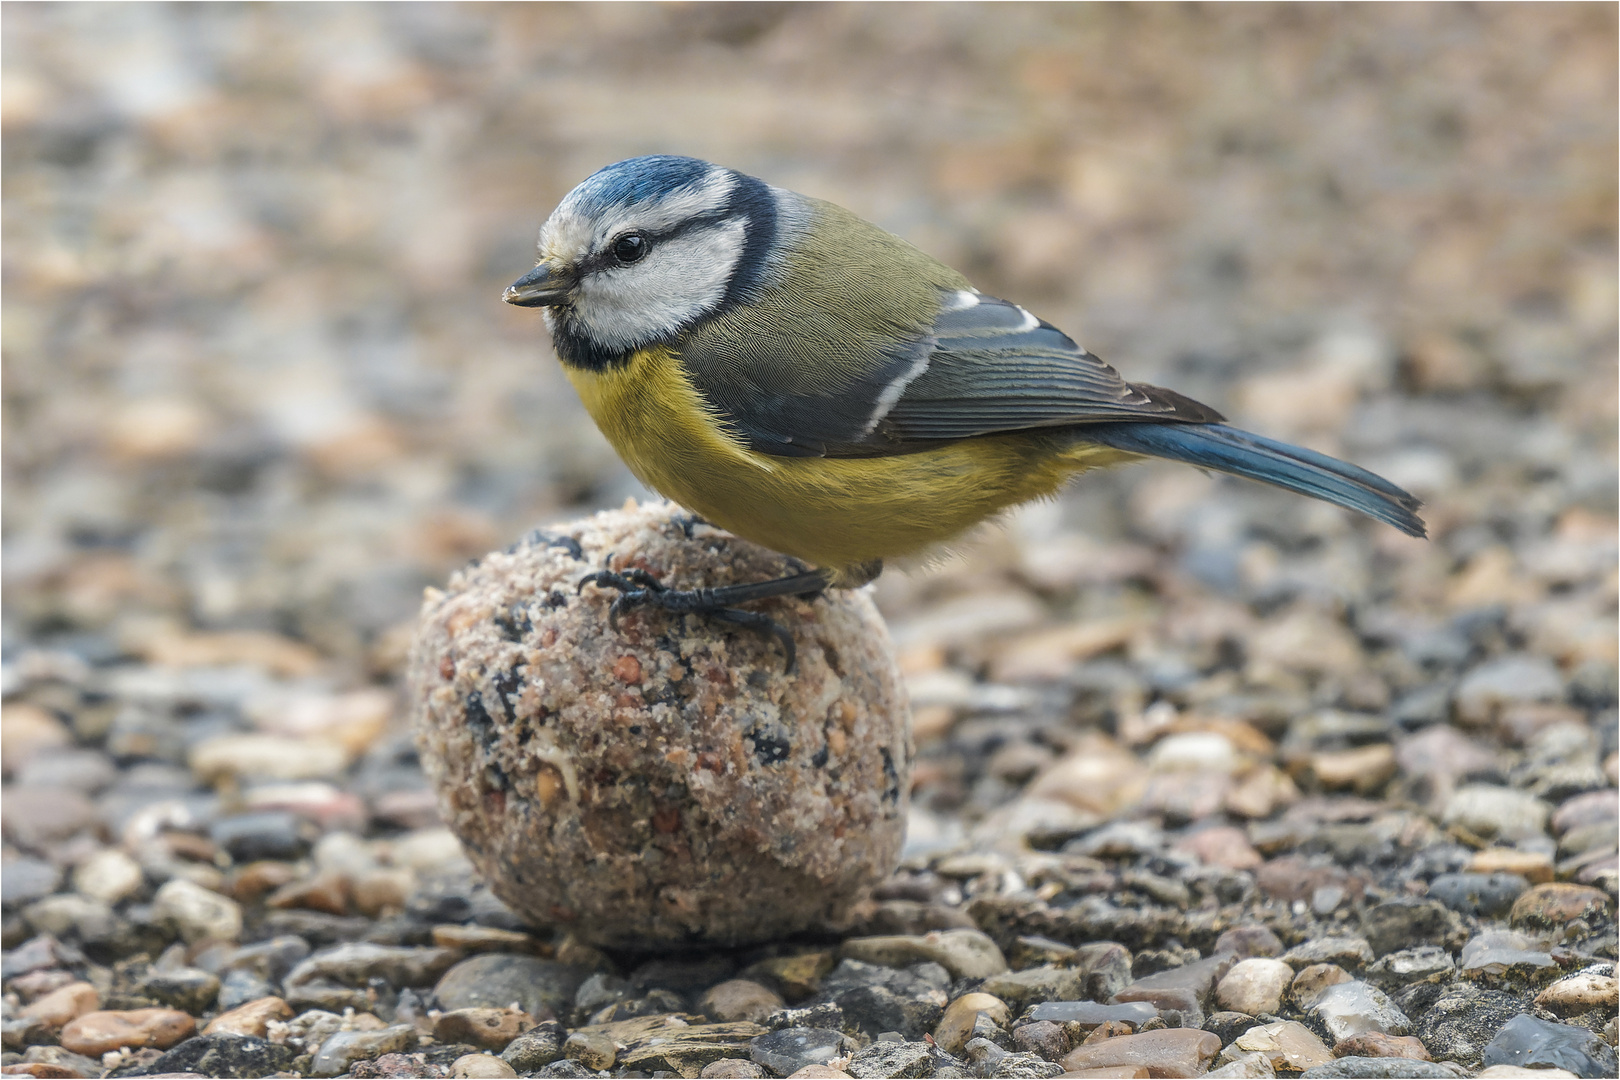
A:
<box><xmin>563</xmin><ymin>1030</ymin><xmax>617</xmax><ymax>1070</ymax></box>
<box><xmin>139</xmin><ymin>966</ymin><xmax>221</xmax><ymax>1014</ymax></box>
<box><xmin>1011</xmin><ymin>1019</ymin><xmax>1067</xmax><ymax>1061</ymax></box>
<box><xmin>434</xmin><ymin>953</ymin><xmax>585</xmax><ymax>1018</ymax></box>
<box><xmin>429</xmin><ymin>924</ymin><xmax>540</xmax><ymax>954</ymax></box>
<box><xmin>452</xmin><ymin>1052</ymin><xmax>518</xmax><ymax>1078</ymax></box>
<box><xmin>19</xmin><ymin>982</ymin><xmax>98</xmax><ymax>1031</ymax></box>
<box><xmin>1213</xmin><ymin>927</ymin><xmax>1283</xmax><ymax>960</ymax></box>
<box><xmin>702</xmin><ymin>1059</ymin><xmax>767</xmax><ymax>1079</ymax></box>
<box><xmin>978</xmin><ymin>966</ymin><xmax>1084</xmax><ymax>1013</ymax></box>
<box><xmin>1289</xmin><ymin>965</ymin><xmax>1352</xmax><ymax>1012</ymax></box>
<box><xmin>752</xmin><ymin>952</ymin><xmax>836</xmax><ymax>1001</ymax></box>
<box><xmin>1510</xmin><ymin>883</ymin><xmax>1614</xmax><ymax>932</ymax></box>
<box><xmin>1469</xmin><ymin>848</ymin><xmax>1555</xmax><ymax>883</ymax></box>
<box><xmin>1231</xmin><ymin>1021</ymin><xmax>1333</xmax><ymax>1073</ymax></box>
<box><xmin>143</xmin><ymin>1032</ymin><xmax>299</xmax><ymax>1078</ymax></box>
<box><xmin>1364</xmin><ymin>948</ymin><xmax>1454</xmax><ymax>991</ymax></box>
<box><xmin>1459</xmin><ymin>929</ymin><xmax>1558</xmax><ymax>989</ymax></box>
<box><xmin>1427</xmin><ymin>872</ymin><xmax>1531</xmax><ymax>917</ymax></box>
<box><xmin>205</xmin><ymin>996</ymin><xmax>295</xmax><ymax>1038</ymax></box>
<box><xmin>1281</xmin><ymin>937</ymin><xmax>1372</xmax><ymax>971</ymax></box>
<box><xmin>71</xmin><ymin>849</ymin><xmax>145</xmax><ymax>905</ymax></box>
<box><xmin>191</xmin><ymin>734</ymin><xmax>352</xmax><ymax>784</ymax></box>
<box><xmin>310</xmin><ymin>1025</ymin><xmax>418</xmax><ymax>1078</ymax></box>
<box><xmin>1413</xmin><ymin>984</ymin><xmax>1529</xmax><ymax>1069</ymax></box>
<box><xmin>1309</xmin><ymin>745</ymin><xmax>1397</xmax><ymax>793</ymax></box>
<box><xmin>1075</xmin><ymin>942</ymin><xmax>1135</xmax><ymax>1003</ymax></box>
<box><xmin>1360</xmin><ymin>898</ymin><xmax>1466</xmax><ymax>957</ymax></box>
<box><xmin>845</xmin><ymin>1040</ymin><xmax>933</xmax><ymax>1078</ymax></box>
<box><xmin>1300</xmin><ymin>1060</ymin><xmax>1467</xmax><ymax>1078</ymax></box>
<box><xmin>839</xmin><ymin>929</ymin><xmax>1008</xmax><ymax>979</ymax></box>
<box><xmin>0</xmin><ymin>704</ymin><xmax>71</xmax><ymax>769</ymax></box>
<box><xmin>1309</xmin><ymin>982</ymin><xmax>1410</xmax><ymax>1042</ymax></box>
<box><xmin>934</xmin><ymin>993</ymin><xmax>1009</xmax><ymax>1056</ymax></box>
<box><xmin>1025</xmin><ymin>1001</ymin><xmax>1156</xmax><ymax>1028</ymax></box>
<box><xmin>1443</xmin><ymin>785</ymin><xmax>1552</xmax><ymax>841</ymax></box>
<box><xmin>703</xmin><ymin>980</ymin><xmax>787</xmax><ymax>1024</ymax></box>
<box><xmin>1215</xmin><ymin>959</ymin><xmax>1293</xmax><ymax>1016</ymax></box>
<box><xmin>1481</xmin><ymin>1014</ymin><xmax>1618</xmax><ymax>1077</ymax></box>
<box><xmin>1202</xmin><ymin>1049</ymin><xmax>1275</xmax><ymax>1077</ymax></box>
<box><xmin>1454</xmin><ymin>655</ymin><xmax>1564</xmax><ymax>726</ymax></box>
<box><xmin>1059</xmin><ymin>1028</ymin><xmax>1220</xmax><ymax>1076</ymax></box>
<box><xmin>152</xmin><ymin>879</ymin><xmax>243</xmax><ymax>944</ymax></box>
<box><xmin>1550</xmin><ymin>789</ymin><xmax>1618</xmax><ymax>836</ymax></box>
<box><xmin>750</xmin><ymin>1028</ymin><xmax>846</xmax><ymax>1077</ymax></box>
<box><xmin>9</xmin><ymin>970</ymin><xmax>78</xmax><ymax>1003</ymax></box>
<box><xmin>1202</xmin><ymin>1012</ymin><xmax>1260</xmax><ymax>1047</ymax></box>
<box><xmin>267</xmin><ymin>871</ymin><xmax>350</xmax><ymax>916</ymax></box>
<box><xmin>500</xmin><ymin>1020</ymin><xmax>565</xmax><ymax>1071</ymax></box>
<box><xmin>1333</xmin><ymin>1032</ymin><xmax>1432</xmax><ymax>1060</ymax></box>
<box><xmin>1535</xmin><ymin>970</ymin><xmax>1619</xmax><ymax>1017</ymax></box>
<box><xmin>1</xmin><ymin>859</ymin><xmax>61</xmax><ymax>909</ymax></box>
<box><xmin>1174</xmin><ymin>827</ymin><xmax>1264</xmax><ymax>870</ymax></box>
<box><xmin>434</xmin><ymin>1008</ymin><xmax>531</xmax><ymax>1051</ymax></box>
<box><xmin>59</xmin><ymin>1008</ymin><xmax>197</xmax><ymax>1056</ymax></box>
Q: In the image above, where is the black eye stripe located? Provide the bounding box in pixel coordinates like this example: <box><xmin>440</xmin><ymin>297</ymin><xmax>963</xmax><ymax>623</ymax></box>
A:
<box><xmin>578</xmin><ymin>212</ymin><xmax>733</xmax><ymax>275</ymax></box>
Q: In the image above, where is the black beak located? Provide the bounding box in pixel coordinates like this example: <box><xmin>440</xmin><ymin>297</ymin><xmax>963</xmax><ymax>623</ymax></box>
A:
<box><xmin>503</xmin><ymin>263</ymin><xmax>575</xmax><ymax>307</ymax></box>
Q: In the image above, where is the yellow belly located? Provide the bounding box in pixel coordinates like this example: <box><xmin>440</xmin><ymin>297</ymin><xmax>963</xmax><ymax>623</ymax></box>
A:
<box><xmin>564</xmin><ymin>346</ymin><xmax>1128</xmax><ymax>576</ymax></box>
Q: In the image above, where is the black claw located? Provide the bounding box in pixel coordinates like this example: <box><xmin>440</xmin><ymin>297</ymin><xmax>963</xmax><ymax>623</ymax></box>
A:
<box><xmin>711</xmin><ymin>607</ymin><xmax>797</xmax><ymax>672</ymax></box>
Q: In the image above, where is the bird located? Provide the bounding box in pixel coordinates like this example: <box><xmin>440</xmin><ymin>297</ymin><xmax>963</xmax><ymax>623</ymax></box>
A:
<box><xmin>504</xmin><ymin>154</ymin><xmax>1424</xmax><ymax>666</ymax></box>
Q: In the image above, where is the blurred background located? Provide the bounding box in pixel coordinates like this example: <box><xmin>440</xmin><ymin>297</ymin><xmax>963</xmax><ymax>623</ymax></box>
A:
<box><xmin>2</xmin><ymin>5</ymin><xmax>1615</xmax><ymax>858</ymax></box>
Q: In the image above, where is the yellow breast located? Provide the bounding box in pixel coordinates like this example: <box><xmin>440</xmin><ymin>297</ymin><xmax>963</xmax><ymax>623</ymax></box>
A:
<box><xmin>563</xmin><ymin>347</ymin><xmax>1126</xmax><ymax>576</ymax></box>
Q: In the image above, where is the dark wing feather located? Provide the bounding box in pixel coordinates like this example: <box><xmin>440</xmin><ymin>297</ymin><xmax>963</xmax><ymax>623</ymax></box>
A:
<box><xmin>680</xmin><ymin>289</ymin><xmax>1220</xmax><ymax>458</ymax></box>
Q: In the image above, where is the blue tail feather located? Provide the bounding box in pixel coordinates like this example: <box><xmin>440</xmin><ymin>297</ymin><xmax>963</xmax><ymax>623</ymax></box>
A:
<box><xmin>1078</xmin><ymin>422</ymin><xmax>1427</xmax><ymax>538</ymax></box>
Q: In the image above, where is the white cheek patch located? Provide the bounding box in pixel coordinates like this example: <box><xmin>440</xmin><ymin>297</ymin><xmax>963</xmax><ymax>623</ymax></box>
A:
<box><xmin>571</xmin><ymin>218</ymin><xmax>747</xmax><ymax>352</ymax></box>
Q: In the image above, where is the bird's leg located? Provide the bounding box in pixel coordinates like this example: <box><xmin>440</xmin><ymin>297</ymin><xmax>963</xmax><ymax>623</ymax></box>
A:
<box><xmin>578</xmin><ymin>566</ymin><xmax>836</xmax><ymax>672</ymax></box>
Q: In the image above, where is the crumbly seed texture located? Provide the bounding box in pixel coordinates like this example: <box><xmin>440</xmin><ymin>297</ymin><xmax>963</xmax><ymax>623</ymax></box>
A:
<box><xmin>408</xmin><ymin>500</ymin><xmax>911</xmax><ymax>946</ymax></box>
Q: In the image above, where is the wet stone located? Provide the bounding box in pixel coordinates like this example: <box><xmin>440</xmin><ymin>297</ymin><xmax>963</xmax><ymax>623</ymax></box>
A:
<box><xmin>1481</xmin><ymin>1014</ymin><xmax>1618</xmax><ymax>1078</ymax></box>
<box><xmin>846</xmin><ymin>1040</ymin><xmax>934</xmax><ymax>1078</ymax></box>
<box><xmin>144</xmin><ymin>1032</ymin><xmax>299</xmax><ymax>1078</ymax></box>
<box><xmin>1308</xmin><ymin>981</ymin><xmax>1410</xmax><ymax>1042</ymax></box>
<box><xmin>1364</xmin><ymin>947</ymin><xmax>1455</xmax><ymax>991</ymax></box>
<box><xmin>1300</xmin><ymin>1059</ymin><xmax>1468</xmax><ymax>1078</ymax></box>
<box><xmin>1060</xmin><ymin>1027</ymin><xmax>1220</xmax><ymax>1076</ymax></box>
<box><xmin>434</xmin><ymin>954</ymin><xmax>585</xmax><ymax>1018</ymax></box>
<box><xmin>310</xmin><ymin>1024</ymin><xmax>418</xmax><ymax>1078</ymax></box>
<box><xmin>1428</xmin><ymin>872</ymin><xmax>1531</xmax><ymax>917</ymax></box>
<box><xmin>1412</xmin><ymin>984</ymin><xmax>1529</xmax><ymax>1069</ymax></box>
<box><xmin>749</xmin><ymin>1027</ymin><xmax>847</xmax><ymax>1077</ymax></box>
<box><xmin>138</xmin><ymin>966</ymin><xmax>220</xmax><ymax>1014</ymax></box>
<box><xmin>1025</xmin><ymin>1000</ymin><xmax>1156</xmax><ymax>1028</ymax></box>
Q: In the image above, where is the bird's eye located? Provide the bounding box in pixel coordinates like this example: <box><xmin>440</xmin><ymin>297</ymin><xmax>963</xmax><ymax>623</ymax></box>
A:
<box><xmin>612</xmin><ymin>234</ymin><xmax>648</xmax><ymax>264</ymax></box>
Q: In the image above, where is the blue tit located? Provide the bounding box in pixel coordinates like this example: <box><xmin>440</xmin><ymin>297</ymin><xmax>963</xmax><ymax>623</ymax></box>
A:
<box><xmin>504</xmin><ymin>155</ymin><xmax>1423</xmax><ymax>662</ymax></box>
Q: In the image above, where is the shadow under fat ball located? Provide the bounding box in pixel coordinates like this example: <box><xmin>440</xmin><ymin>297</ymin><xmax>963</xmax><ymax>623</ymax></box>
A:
<box><xmin>408</xmin><ymin>500</ymin><xmax>911</xmax><ymax>947</ymax></box>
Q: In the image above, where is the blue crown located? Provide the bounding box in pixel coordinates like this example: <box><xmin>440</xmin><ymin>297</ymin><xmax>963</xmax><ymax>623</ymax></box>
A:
<box><xmin>571</xmin><ymin>155</ymin><xmax>716</xmax><ymax>212</ymax></box>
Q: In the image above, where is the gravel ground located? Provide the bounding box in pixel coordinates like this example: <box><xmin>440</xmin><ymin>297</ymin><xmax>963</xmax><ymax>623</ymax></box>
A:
<box><xmin>2</xmin><ymin>5</ymin><xmax>1616</xmax><ymax>1080</ymax></box>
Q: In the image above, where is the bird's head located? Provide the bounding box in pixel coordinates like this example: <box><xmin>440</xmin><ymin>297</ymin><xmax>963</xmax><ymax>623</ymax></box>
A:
<box><xmin>505</xmin><ymin>155</ymin><xmax>780</xmax><ymax>363</ymax></box>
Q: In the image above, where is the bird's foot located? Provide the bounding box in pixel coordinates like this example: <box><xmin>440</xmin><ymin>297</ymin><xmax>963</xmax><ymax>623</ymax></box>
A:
<box><xmin>578</xmin><ymin>566</ymin><xmax>833</xmax><ymax>673</ymax></box>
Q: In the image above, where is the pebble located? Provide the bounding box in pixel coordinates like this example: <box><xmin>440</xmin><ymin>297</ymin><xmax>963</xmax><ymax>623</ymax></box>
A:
<box><xmin>1480</xmin><ymin>1014</ymin><xmax>1618</xmax><ymax>1078</ymax></box>
<box><xmin>1469</xmin><ymin>847</ymin><xmax>1556</xmax><ymax>883</ymax></box>
<box><xmin>933</xmin><ymin>992</ymin><xmax>1010</xmax><ymax>1055</ymax></box>
<box><xmin>1443</xmin><ymin>785</ymin><xmax>1552</xmax><ymax>840</ymax></box>
<box><xmin>1281</xmin><ymin>937</ymin><xmax>1373</xmax><ymax>971</ymax></box>
<box><xmin>702</xmin><ymin>980</ymin><xmax>787</xmax><ymax>1024</ymax></box>
<box><xmin>750</xmin><ymin>1028</ymin><xmax>847</xmax><ymax>1077</ymax></box>
<box><xmin>1360</xmin><ymin>897</ymin><xmax>1467</xmax><ymax>956</ymax></box>
<box><xmin>1509</xmin><ymin>883</ymin><xmax>1614</xmax><ymax>931</ymax></box>
<box><xmin>139</xmin><ymin>966</ymin><xmax>221</xmax><ymax>1014</ymax></box>
<box><xmin>434</xmin><ymin>953</ymin><xmax>584</xmax><ymax>1017</ymax></box>
<box><xmin>1309</xmin><ymin>981</ymin><xmax>1411</xmax><ymax>1041</ymax></box>
<box><xmin>1333</xmin><ymin>1032</ymin><xmax>1432</xmax><ymax>1060</ymax></box>
<box><xmin>978</xmin><ymin>966</ymin><xmax>1084</xmax><ymax>1013</ymax></box>
<box><xmin>1427</xmin><ymin>872</ymin><xmax>1530</xmax><ymax>917</ymax></box>
<box><xmin>1300</xmin><ymin>1060</ymin><xmax>1467</xmax><ymax>1078</ymax></box>
<box><xmin>1215</xmin><ymin>958</ymin><xmax>1293</xmax><ymax>1016</ymax></box>
<box><xmin>17</xmin><ymin>982</ymin><xmax>98</xmax><ymax>1032</ymax></box>
<box><xmin>1025</xmin><ymin>1000</ymin><xmax>1156</xmax><ymax>1028</ymax></box>
<box><xmin>500</xmin><ymin>1021</ymin><xmax>566</xmax><ymax>1071</ymax></box>
<box><xmin>70</xmin><ymin>849</ymin><xmax>145</xmax><ymax>905</ymax></box>
<box><xmin>58</xmin><ymin>1008</ymin><xmax>196</xmax><ymax>1056</ymax></box>
<box><xmin>1413</xmin><ymin>985</ymin><xmax>1531</xmax><ymax>1069</ymax></box>
<box><xmin>143</xmin><ymin>1032</ymin><xmax>298</xmax><ymax>1078</ymax></box>
<box><xmin>845</xmin><ymin>1040</ymin><xmax>934</xmax><ymax>1078</ymax></box>
<box><xmin>1454</xmin><ymin>656</ymin><xmax>1565</xmax><ymax>726</ymax></box>
<box><xmin>204</xmin><ymin>995</ymin><xmax>295</xmax><ymax>1037</ymax></box>
<box><xmin>452</xmin><ymin>1052</ymin><xmax>518</xmax><ymax>1078</ymax></box>
<box><xmin>1060</xmin><ymin>1028</ymin><xmax>1220</xmax><ymax>1076</ymax></box>
<box><xmin>1230</xmin><ymin>1021</ymin><xmax>1334</xmax><ymax>1073</ymax></box>
<box><xmin>1534</xmin><ymin>969</ymin><xmax>1619</xmax><ymax>1016</ymax></box>
<box><xmin>151</xmin><ymin>878</ymin><xmax>243</xmax><ymax>944</ymax></box>
<box><xmin>562</xmin><ymin>1030</ymin><xmax>616</xmax><ymax>1070</ymax></box>
<box><xmin>839</xmin><ymin>929</ymin><xmax>1008</xmax><ymax>979</ymax></box>
<box><xmin>701</xmin><ymin>1058</ymin><xmax>766</xmax><ymax>1079</ymax></box>
<box><xmin>310</xmin><ymin>1024</ymin><xmax>418</xmax><ymax>1078</ymax></box>
<box><xmin>434</xmin><ymin>1008</ymin><xmax>532</xmax><ymax>1051</ymax></box>
<box><xmin>1</xmin><ymin>859</ymin><xmax>61</xmax><ymax>909</ymax></box>
<box><xmin>288</xmin><ymin>942</ymin><xmax>461</xmax><ymax>995</ymax></box>
<box><xmin>1364</xmin><ymin>948</ymin><xmax>1455</xmax><ymax>991</ymax></box>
